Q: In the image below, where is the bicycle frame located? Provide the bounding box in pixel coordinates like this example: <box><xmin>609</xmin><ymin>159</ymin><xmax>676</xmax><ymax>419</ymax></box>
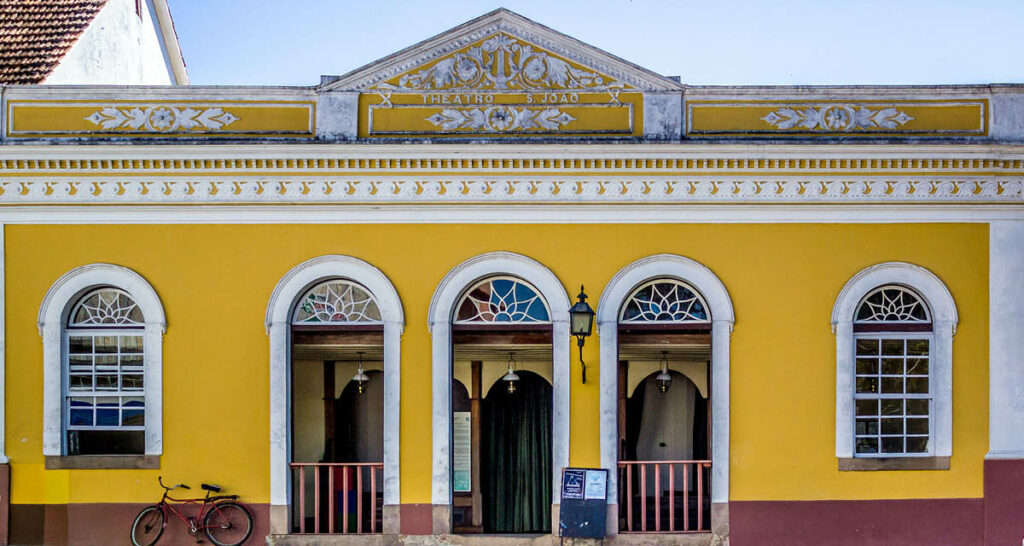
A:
<box><xmin>155</xmin><ymin>484</ymin><xmax>239</xmax><ymax>534</ymax></box>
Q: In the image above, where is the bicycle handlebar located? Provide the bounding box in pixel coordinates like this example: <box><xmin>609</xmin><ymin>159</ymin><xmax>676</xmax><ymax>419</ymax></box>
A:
<box><xmin>158</xmin><ymin>476</ymin><xmax>190</xmax><ymax>490</ymax></box>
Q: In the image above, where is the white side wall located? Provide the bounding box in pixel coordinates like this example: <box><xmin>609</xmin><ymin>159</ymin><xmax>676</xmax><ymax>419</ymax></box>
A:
<box><xmin>44</xmin><ymin>0</ymin><xmax>176</xmax><ymax>85</ymax></box>
<box><xmin>988</xmin><ymin>221</ymin><xmax>1024</xmax><ymax>458</ymax></box>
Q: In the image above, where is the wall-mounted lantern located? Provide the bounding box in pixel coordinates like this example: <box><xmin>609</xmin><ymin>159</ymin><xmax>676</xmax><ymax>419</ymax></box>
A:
<box><xmin>352</xmin><ymin>351</ymin><xmax>369</xmax><ymax>394</ymax></box>
<box><xmin>656</xmin><ymin>351</ymin><xmax>672</xmax><ymax>394</ymax></box>
<box><xmin>503</xmin><ymin>352</ymin><xmax>520</xmax><ymax>394</ymax></box>
<box><xmin>569</xmin><ymin>285</ymin><xmax>595</xmax><ymax>383</ymax></box>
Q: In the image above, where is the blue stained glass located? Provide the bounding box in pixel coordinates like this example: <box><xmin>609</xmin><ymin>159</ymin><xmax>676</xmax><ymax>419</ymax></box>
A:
<box><xmin>455</xmin><ymin>277</ymin><xmax>550</xmax><ymax>323</ymax></box>
<box><xmin>70</xmin><ymin>409</ymin><xmax>93</xmax><ymax>426</ymax></box>
<box><xmin>96</xmin><ymin>409</ymin><xmax>119</xmax><ymax>426</ymax></box>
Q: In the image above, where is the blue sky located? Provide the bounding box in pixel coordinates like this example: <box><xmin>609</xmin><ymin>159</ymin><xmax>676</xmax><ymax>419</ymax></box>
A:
<box><xmin>167</xmin><ymin>1</ymin><xmax>1024</xmax><ymax>87</ymax></box>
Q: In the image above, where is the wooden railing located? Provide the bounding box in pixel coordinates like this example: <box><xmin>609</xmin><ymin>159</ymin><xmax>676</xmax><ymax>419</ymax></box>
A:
<box><xmin>290</xmin><ymin>462</ymin><xmax>384</xmax><ymax>534</ymax></box>
<box><xmin>618</xmin><ymin>460</ymin><xmax>712</xmax><ymax>533</ymax></box>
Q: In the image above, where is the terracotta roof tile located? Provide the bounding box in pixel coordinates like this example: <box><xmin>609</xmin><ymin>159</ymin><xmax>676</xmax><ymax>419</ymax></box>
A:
<box><xmin>0</xmin><ymin>0</ymin><xmax>107</xmax><ymax>84</ymax></box>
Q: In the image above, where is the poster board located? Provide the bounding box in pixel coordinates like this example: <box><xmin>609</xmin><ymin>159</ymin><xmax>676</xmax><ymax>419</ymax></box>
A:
<box><xmin>452</xmin><ymin>412</ymin><xmax>471</xmax><ymax>492</ymax></box>
<box><xmin>558</xmin><ymin>467</ymin><xmax>608</xmax><ymax>538</ymax></box>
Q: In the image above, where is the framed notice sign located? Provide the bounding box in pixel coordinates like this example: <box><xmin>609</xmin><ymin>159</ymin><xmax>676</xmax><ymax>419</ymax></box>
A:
<box><xmin>452</xmin><ymin>412</ymin><xmax>471</xmax><ymax>492</ymax></box>
<box><xmin>559</xmin><ymin>467</ymin><xmax>608</xmax><ymax>538</ymax></box>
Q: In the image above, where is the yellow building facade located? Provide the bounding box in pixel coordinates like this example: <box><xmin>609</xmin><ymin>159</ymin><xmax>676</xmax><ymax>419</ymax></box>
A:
<box><xmin>1</xmin><ymin>9</ymin><xmax>1022</xmax><ymax>546</ymax></box>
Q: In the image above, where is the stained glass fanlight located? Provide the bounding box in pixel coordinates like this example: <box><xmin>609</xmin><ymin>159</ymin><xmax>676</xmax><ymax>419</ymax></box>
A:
<box><xmin>454</xmin><ymin>276</ymin><xmax>550</xmax><ymax>324</ymax></box>
<box><xmin>292</xmin><ymin>279</ymin><xmax>383</xmax><ymax>325</ymax></box>
<box><xmin>855</xmin><ymin>286</ymin><xmax>930</xmax><ymax>323</ymax></box>
<box><xmin>68</xmin><ymin>288</ymin><xmax>143</xmax><ymax>327</ymax></box>
<box><xmin>619</xmin><ymin>279</ymin><xmax>710</xmax><ymax>324</ymax></box>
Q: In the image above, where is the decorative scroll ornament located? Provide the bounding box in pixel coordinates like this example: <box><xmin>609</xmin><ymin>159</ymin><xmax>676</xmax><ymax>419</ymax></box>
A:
<box><xmin>69</xmin><ymin>288</ymin><xmax>143</xmax><ymax>326</ymax></box>
<box><xmin>761</xmin><ymin>105</ymin><xmax>914</xmax><ymax>131</ymax></box>
<box><xmin>427</xmin><ymin>106</ymin><xmax>576</xmax><ymax>132</ymax></box>
<box><xmin>620</xmin><ymin>280</ymin><xmax>709</xmax><ymax>323</ymax></box>
<box><xmin>455</xmin><ymin>277</ymin><xmax>550</xmax><ymax>323</ymax></box>
<box><xmin>293</xmin><ymin>280</ymin><xmax>382</xmax><ymax>324</ymax></box>
<box><xmin>855</xmin><ymin>286</ymin><xmax>930</xmax><ymax>323</ymax></box>
<box><xmin>84</xmin><ymin>106</ymin><xmax>240</xmax><ymax>132</ymax></box>
<box><xmin>398</xmin><ymin>33</ymin><xmax>611</xmax><ymax>91</ymax></box>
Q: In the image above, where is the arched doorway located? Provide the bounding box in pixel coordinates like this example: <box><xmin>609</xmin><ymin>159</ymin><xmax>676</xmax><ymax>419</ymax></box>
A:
<box><xmin>265</xmin><ymin>256</ymin><xmax>404</xmax><ymax>536</ymax></box>
<box><xmin>289</xmin><ymin>279</ymin><xmax>385</xmax><ymax>534</ymax></box>
<box><xmin>450</xmin><ymin>276</ymin><xmax>553</xmax><ymax>534</ymax></box>
<box><xmin>428</xmin><ymin>252</ymin><xmax>570</xmax><ymax>535</ymax></box>
<box><xmin>597</xmin><ymin>255</ymin><xmax>734</xmax><ymax>540</ymax></box>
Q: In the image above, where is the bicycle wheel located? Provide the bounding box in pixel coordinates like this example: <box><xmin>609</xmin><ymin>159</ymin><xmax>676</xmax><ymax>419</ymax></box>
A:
<box><xmin>130</xmin><ymin>505</ymin><xmax>165</xmax><ymax>546</ymax></box>
<box><xmin>204</xmin><ymin>501</ymin><xmax>253</xmax><ymax>546</ymax></box>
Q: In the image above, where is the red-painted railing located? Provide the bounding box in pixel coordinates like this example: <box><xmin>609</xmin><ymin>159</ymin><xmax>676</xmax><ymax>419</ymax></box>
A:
<box><xmin>618</xmin><ymin>460</ymin><xmax>712</xmax><ymax>533</ymax></box>
<box><xmin>290</xmin><ymin>462</ymin><xmax>384</xmax><ymax>534</ymax></box>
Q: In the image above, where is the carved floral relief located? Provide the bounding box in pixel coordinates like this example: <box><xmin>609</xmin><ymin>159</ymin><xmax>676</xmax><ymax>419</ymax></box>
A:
<box><xmin>761</xmin><ymin>105</ymin><xmax>914</xmax><ymax>131</ymax></box>
<box><xmin>426</xmin><ymin>106</ymin><xmax>576</xmax><ymax>132</ymax></box>
<box><xmin>84</xmin><ymin>106</ymin><xmax>240</xmax><ymax>132</ymax></box>
<box><xmin>396</xmin><ymin>33</ymin><xmax>615</xmax><ymax>91</ymax></box>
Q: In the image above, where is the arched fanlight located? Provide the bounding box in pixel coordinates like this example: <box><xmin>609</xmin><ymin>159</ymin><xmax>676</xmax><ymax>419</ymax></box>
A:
<box><xmin>352</xmin><ymin>351</ymin><xmax>369</xmax><ymax>394</ymax></box>
<box><xmin>656</xmin><ymin>351</ymin><xmax>672</xmax><ymax>394</ymax></box>
<box><xmin>502</xmin><ymin>352</ymin><xmax>520</xmax><ymax>394</ymax></box>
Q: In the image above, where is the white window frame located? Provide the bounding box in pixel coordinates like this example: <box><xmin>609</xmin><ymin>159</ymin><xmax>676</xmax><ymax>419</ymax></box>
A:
<box><xmin>38</xmin><ymin>264</ymin><xmax>166</xmax><ymax>457</ymax></box>
<box><xmin>832</xmin><ymin>262</ymin><xmax>957</xmax><ymax>461</ymax></box>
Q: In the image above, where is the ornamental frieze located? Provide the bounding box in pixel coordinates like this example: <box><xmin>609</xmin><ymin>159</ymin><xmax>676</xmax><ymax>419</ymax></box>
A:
<box><xmin>390</xmin><ymin>33</ymin><xmax>619</xmax><ymax>92</ymax></box>
<box><xmin>0</xmin><ymin>177</ymin><xmax>1017</xmax><ymax>203</ymax></box>
<box><xmin>687</xmin><ymin>100</ymin><xmax>988</xmax><ymax>136</ymax></box>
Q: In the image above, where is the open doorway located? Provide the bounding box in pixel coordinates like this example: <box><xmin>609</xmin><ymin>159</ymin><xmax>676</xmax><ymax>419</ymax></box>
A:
<box><xmin>617</xmin><ymin>279</ymin><xmax>713</xmax><ymax>533</ymax></box>
<box><xmin>289</xmin><ymin>279</ymin><xmax>385</xmax><ymax>534</ymax></box>
<box><xmin>450</xmin><ymin>277</ymin><xmax>553</xmax><ymax>534</ymax></box>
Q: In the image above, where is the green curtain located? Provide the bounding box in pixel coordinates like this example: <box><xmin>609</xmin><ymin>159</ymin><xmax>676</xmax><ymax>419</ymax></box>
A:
<box><xmin>482</xmin><ymin>371</ymin><xmax>552</xmax><ymax>533</ymax></box>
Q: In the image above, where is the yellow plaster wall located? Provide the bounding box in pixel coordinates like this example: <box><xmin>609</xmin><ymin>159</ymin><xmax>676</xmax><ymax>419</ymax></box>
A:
<box><xmin>4</xmin><ymin>222</ymin><xmax>987</xmax><ymax>505</ymax></box>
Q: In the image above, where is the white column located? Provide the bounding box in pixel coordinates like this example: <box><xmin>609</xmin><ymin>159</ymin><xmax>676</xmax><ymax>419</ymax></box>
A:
<box><xmin>268</xmin><ymin>321</ymin><xmax>289</xmax><ymax>506</ymax></box>
<box><xmin>988</xmin><ymin>221</ymin><xmax>1024</xmax><ymax>458</ymax></box>
<box><xmin>382</xmin><ymin>320</ymin><xmax>402</xmax><ymax>506</ymax></box>
<box><xmin>710</xmin><ymin>319</ymin><xmax>731</xmax><ymax>503</ymax></box>
<box><xmin>551</xmin><ymin>319</ymin><xmax>570</xmax><ymax>505</ymax></box>
<box><xmin>598</xmin><ymin>320</ymin><xmax>618</xmax><ymax>504</ymax></box>
<box><xmin>834</xmin><ymin>321</ymin><xmax>854</xmax><ymax>458</ymax></box>
<box><xmin>430</xmin><ymin>320</ymin><xmax>451</xmax><ymax>506</ymax></box>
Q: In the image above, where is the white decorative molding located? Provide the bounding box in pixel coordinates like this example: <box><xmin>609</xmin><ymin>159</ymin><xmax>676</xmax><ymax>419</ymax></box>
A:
<box><xmin>426</xmin><ymin>106</ymin><xmax>576</xmax><ymax>132</ymax></box>
<box><xmin>321</xmin><ymin>9</ymin><xmax>682</xmax><ymax>92</ymax></box>
<box><xmin>596</xmin><ymin>254</ymin><xmax>734</xmax><ymax>535</ymax></box>
<box><xmin>427</xmin><ymin>251</ymin><xmax>570</xmax><ymax>527</ymax></box>
<box><xmin>0</xmin><ymin>177</ymin><xmax>1018</xmax><ymax>204</ymax></box>
<box><xmin>832</xmin><ymin>262</ymin><xmax>957</xmax><ymax>460</ymax></box>
<box><xmin>37</xmin><ymin>264</ymin><xmax>166</xmax><ymax>457</ymax></box>
<box><xmin>398</xmin><ymin>33</ymin><xmax>612</xmax><ymax>91</ymax></box>
<box><xmin>265</xmin><ymin>255</ymin><xmax>404</xmax><ymax>510</ymax></box>
<box><xmin>84</xmin><ymin>105</ymin><xmax>240</xmax><ymax>132</ymax></box>
<box><xmin>762</xmin><ymin>105</ymin><xmax>914</xmax><ymax>131</ymax></box>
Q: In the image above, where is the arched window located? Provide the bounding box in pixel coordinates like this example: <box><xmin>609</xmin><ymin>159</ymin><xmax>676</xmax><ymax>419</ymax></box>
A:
<box><xmin>39</xmin><ymin>263</ymin><xmax>165</xmax><ymax>468</ymax></box>
<box><xmin>852</xmin><ymin>286</ymin><xmax>933</xmax><ymax>456</ymax></box>
<box><xmin>65</xmin><ymin>289</ymin><xmax>146</xmax><ymax>455</ymax></box>
<box><xmin>454</xmin><ymin>276</ymin><xmax>550</xmax><ymax>324</ymax></box>
<box><xmin>832</xmin><ymin>262</ymin><xmax>956</xmax><ymax>470</ymax></box>
<box><xmin>619</xmin><ymin>279</ymin><xmax>710</xmax><ymax>324</ymax></box>
<box><xmin>292</xmin><ymin>279</ymin><xmax>383</xmax><ymax>325</ymax></box>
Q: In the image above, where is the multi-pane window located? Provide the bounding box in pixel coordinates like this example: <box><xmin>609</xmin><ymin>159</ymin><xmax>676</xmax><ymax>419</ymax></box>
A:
<box><xmin>65</xmin><ymin>288</ymin><xmax>145</xmax><ymax>455</ymax></box>
<box><xmin>853</xmin><ymin>286</ymin><xmax>933</xmax><ymax>456</ymax></box>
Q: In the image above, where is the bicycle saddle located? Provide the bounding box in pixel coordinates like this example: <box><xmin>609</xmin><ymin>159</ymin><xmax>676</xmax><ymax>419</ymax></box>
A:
<box><xmin>201</xmin><ymin>483</ymin><xmax>222</xmax><ymax>493</ymax></box>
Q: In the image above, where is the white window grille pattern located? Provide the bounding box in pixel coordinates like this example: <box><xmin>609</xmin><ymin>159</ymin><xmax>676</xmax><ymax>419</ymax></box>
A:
<box><xmin>68</xmin><ymin>288</ymin><xmax>143</xmax><ymax>326</ymax></box>
<box><xmin>292</xmin><ymin>279</ymin><xmax>382</xmax><ymax>324</ymax></box>
<box><xmin>855</xmin><ymin>286</ymin><xmax>930</xmax><ymax>323</ymax></box>
<box><xmin>454</xmin><ymin>276</ymin><xmax>550</xmax><ymax>324</ymax></box>
<box><xmin>619</xmin><ymin>279</ymin><xmax>710</xmax><ymax>323</ymax></box>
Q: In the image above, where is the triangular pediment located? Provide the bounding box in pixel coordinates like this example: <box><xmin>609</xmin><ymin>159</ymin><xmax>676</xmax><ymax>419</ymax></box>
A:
<box><xmin>322</xmin><ymin>8</ymin><xmax>682</xmax><ymax>92</ymax></box>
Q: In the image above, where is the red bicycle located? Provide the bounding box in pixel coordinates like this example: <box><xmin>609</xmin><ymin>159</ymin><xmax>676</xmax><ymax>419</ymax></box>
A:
<box><xmin>130</xmin><ymin>476</ymin><xmax>253</xmax><ymax>546</ymax></box>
